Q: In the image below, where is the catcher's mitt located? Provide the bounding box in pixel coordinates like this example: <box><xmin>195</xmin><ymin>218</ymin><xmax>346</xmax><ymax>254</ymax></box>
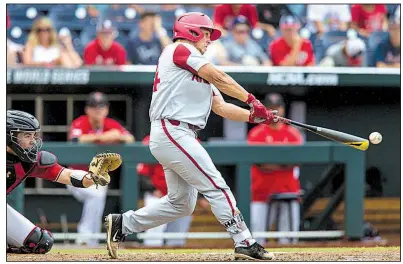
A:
<box><xmin>88</xmin><ymin>152</ymin><xmax>122</xmax><ymax>187</ymax></box>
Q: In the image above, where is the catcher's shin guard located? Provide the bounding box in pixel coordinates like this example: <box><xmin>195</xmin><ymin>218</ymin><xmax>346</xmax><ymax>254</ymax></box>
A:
<box><xmin>9</xmin><ymin>227</ymin><xmax>54</xmax><ymax>254</ymax></box>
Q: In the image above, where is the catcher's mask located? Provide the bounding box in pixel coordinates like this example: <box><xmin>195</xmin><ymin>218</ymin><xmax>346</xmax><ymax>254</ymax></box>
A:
<box><xmin>7</xmin><ymin>110</ymin><xmax>42</xmax><ymax>163</ymax></box>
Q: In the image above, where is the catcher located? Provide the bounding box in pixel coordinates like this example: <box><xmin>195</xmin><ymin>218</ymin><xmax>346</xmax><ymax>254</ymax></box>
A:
<box><xmin>6</xmin><ymin>110</ymin><xmax>122</xmax><ymax>254</ymax></box>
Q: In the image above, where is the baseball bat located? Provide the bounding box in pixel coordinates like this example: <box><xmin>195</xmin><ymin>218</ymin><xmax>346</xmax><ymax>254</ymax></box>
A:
<box><xmin>277</xmin><ymin>116</ymin><xmax>369</xmax><ymax>151</ymax></box>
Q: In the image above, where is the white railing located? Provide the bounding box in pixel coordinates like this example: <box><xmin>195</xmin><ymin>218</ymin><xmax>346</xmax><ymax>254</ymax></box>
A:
<box><xmin>52</xmin><ymin>231</ymin><xmax>344</xmax><ymax>241</ymax></box>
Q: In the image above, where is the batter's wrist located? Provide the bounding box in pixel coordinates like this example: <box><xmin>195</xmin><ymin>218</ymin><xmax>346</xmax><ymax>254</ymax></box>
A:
<box><xmin>245</xmin><ymin>94</ymin><xmax>255</xmax><ymax>104</ymax></box>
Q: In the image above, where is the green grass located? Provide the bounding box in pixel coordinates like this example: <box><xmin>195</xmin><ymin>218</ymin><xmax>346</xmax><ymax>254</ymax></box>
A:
<box><xmin>52</xmin><ymin>246</ymin><xmax>399</xmax><ymax>254</ymax></box>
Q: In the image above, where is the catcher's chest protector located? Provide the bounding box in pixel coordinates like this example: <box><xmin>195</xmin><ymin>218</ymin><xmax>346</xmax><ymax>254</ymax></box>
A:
<box><xmin>7</xmin><ymin>152</ymin><xmax>34</xmax><ymax>194</ymax></box>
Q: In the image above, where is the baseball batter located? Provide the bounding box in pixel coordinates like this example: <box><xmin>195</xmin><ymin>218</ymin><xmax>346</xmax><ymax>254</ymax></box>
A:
<box><xmin>105</xmin><ymin>12</ymin><xmax>276</xmax><ymax>260</ymax></box>
<box><xmin>6</xmin><ymin>110</ymin><xmax>120</xmax><ymax>254</ymax></box>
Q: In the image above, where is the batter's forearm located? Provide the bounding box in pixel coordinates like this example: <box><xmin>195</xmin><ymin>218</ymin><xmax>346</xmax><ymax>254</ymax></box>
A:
<box><xmin>198</xmin><ymin>64</ymin><xmax>249</xmax><ymax>102</ymax></box>
<box><xmin>216</xmin><ymin>102</ymin><xmax>250</xmax><ymax>122</ymax></box>
<box><xmin>212</xmin><ymin>73</ymin><xmax>249</xmax><ymax>102</ymax></box>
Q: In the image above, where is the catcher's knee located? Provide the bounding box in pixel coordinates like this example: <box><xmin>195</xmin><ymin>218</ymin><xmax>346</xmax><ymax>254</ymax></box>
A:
<box><xmin>22</xmin><ymin>227</ymin><xmax>54</xmax><ymax>254</ymax></box>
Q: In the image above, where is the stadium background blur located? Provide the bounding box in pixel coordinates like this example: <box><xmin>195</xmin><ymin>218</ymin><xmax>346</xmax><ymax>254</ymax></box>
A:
<box><xmin>7</xmin><ymin>4</ymin><xmax>400</xmax><ymax>248</ymax></box>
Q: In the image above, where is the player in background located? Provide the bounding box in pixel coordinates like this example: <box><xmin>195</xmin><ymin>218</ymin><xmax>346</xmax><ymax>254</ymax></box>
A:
<box><xmin>138</xmin><ymin>135</ymin><xmax>209</xmax><ymax>247</ymax></box>
<box><xmin>247</xmin><ymin>93</ymin><xmax>303</xmax><ymax>245</ymax></box>
<box><xmin>67</xmin><ymin>92</ymin><xmax>134</xmax><ymax>246</ymax></box>
<box><xmin>105</xmin><ymin>12</ymin><xmax>277</xmax><ymax>260</ymax></box>
<box><xmin>6</xmin><ymin>110</ymin><xmax>116</xmax><ymax>254</ymax></box>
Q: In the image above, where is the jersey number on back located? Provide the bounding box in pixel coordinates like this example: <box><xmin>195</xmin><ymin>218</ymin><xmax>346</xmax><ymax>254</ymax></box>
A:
<box><xmin>153</xmin><ymin>64</ymin><xmax>160</xmax><ymax>92</ymax></box>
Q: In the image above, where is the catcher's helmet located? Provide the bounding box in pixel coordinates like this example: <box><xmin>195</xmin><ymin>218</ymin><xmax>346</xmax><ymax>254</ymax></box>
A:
<box><xmin>7</xmin><ymin>110</ymin><xmax>42</xmax><ymax>163</ymax></box>
<box><xmin>173</xmin><ymin>12</ymin><xmax>221</xmax><ymax>42</ymax></box>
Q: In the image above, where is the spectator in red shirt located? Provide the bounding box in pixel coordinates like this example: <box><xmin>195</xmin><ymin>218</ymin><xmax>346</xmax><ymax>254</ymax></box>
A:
<box><xmin>213</xmin><ymin>4</ymin><xmax>258</xmax><ymax>36</ymax></box>
<box><xmin>247</xmin><ymin>93</ymin><xmax>303</xmax><ymax>245</ymax></box>
<box><xmin>351</xmin><ymin>4</ymin><xmax>388</xmax><ymax>37</ymax></box>
<box><xmin>69</xmin><ymin>92</ymin><xmax>134</xmax><ymax>144</ymax></box>
<box><xmin>83</xmin><ymin>19</ymin><xmax>127</xmax><ymax>65</ymax></box>
<box><xmin>137</xmin><ymin>135</ymin><xmax>208</xmax><ymax>247</ymax></box>
<box><xmin>269</xmin><ymin>15</ymin><xmax>315</xmax><ymax>66</ymax></box>
<box><xmin>67</xmin><ymin>92</ymin><xmax>134</xmax><ymax>246</ymax></box>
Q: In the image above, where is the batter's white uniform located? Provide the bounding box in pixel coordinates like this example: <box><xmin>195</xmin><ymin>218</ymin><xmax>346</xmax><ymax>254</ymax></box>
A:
<box><xmin>122</xmin><ymin>42</ymin><xmax>254</xmax><ymax>245</ymax></box>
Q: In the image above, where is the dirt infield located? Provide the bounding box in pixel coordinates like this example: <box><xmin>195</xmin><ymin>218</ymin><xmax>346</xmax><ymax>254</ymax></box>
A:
<box><xmin>7</xmin><ymin>247</ymin><xmax>400</xmax><ymax>262</ymax></box>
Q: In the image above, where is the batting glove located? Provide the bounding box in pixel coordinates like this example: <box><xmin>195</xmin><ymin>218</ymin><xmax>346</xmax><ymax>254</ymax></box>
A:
<box><xmin>246</xmin><ymin>94</ymin><xmax>268</xmax><ymax>123</ymax></box>
<box><xmin>262</xmin><ymin>110</ymin><xmax>278</xmax><ymax>125</ymax></box>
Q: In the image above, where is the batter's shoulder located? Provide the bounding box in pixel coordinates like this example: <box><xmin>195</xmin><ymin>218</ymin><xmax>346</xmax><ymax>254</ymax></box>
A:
<box><xmin>174</xmin><ymin>42</ymin><xmax>201</xmax><ymax>56</ymax></box>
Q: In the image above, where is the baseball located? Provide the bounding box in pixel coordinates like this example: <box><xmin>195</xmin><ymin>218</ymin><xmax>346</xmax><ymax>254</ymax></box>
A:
<box><xmin>369</xmin><ymin>132</ymin><xmax>382</xmax><ymax>144</ymax></box>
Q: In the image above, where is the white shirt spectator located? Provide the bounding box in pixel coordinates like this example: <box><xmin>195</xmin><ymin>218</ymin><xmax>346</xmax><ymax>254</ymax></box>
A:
<box><xmin>307</xmin><ymin>5</ymin><xmax>351</xmax><ymax>34</ymax></box>
<box><xmin>32</xmin><ymin>45</ymin><xmax>60</xmax><ymax>63</ymax></box>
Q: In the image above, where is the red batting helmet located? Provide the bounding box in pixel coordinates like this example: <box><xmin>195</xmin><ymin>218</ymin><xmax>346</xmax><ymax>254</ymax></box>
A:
<box><xmin>173</xmin><ymin>12</ymin><xmax>221</xmax><ymax>42</ymax></box>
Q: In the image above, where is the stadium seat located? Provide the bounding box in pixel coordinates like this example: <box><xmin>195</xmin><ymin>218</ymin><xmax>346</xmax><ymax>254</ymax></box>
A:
<box><xmin>7</xmin><ymin>27</ymin><xmax>29</xmax><ymax>45</ymax></box>
<box><xmin>80</xmin><ymin>26</ymin><xmax>97</xmax><ymax>46</ymax></box>
<box><xmin>8</xmin><ymin>6</ymin><xmax>39</xmax><ymax>30</ymax></box>
<box><xmin>160</xmin><ymin>10</ymin><xmax>177</xmax><ymax>31</ymax></box>
<box><xmin>287</xmin><ymin>4</ymin><xmax>307</xmax><ymax>26</ymax></box>
<box><xmin>102</xmin><ymin>5</ymin><xmax>128</xmax><ymax>20</ymax></box>
<box><xmin>252</xmin><ymin>30</ymin><xmax>274</xmax><ymax>53</ymax></box>
<box><xmin>116</xmin><ymin>33</ymin><xmax>129</xmax><ymax>50</ymax></box>
<box><xmin>102</xmin><ymin>6</ymin><xmax>140</xmax><ymax>31</ymax></box>
<box><xmin>313</xmin><ymin>37</ymin><xmax>325</xmax><ymax>63</ymax></box>
<box><xmin>27</xmin><ymin>4</ymin><xmax>54</xmax><ymax>13</ymax></box>
<box><xmin>322</xmin><ymin>31</ymin><xmax>347</xmax><ymax>50</ymax></box>
<box><xmin>49</xmin><ymin>5</ymin><xmax>92</xmax><ymax>31</ymax></box>
<box><xmin>183</xmin><ymin>5</ymin><xmax>214</xmax><ymax>18</ymax></box>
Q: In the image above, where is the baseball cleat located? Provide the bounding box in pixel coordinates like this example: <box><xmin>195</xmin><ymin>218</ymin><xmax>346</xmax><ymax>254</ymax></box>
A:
<box><xmin>234</xmin><ymin>242</ymin><xmax>275</xmax><ymax>261</ymax></box>
<box><xmin>104</xmin><ymin>214</ymin><xmax>126</xmax><ymax>259</ymax></box>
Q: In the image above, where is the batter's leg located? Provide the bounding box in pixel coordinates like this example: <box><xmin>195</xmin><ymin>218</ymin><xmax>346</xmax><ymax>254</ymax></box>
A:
<box><xmin>122</xmin><ymin>167</ymin><xmax>198</xmax><ymax>234</ymax></box>
<box><xmin>165</xmin><ymin>215</ymin><xmax>193</xmax><ymax>247</ymax></box>
<box><xmin>142</xmin><ymin>192</ymin><xmax>168</xmax><ymax>247</ymax></box>
<box><xmin>106</xmin><ymin>122</ymin><xmax>273</xmax><ymax>260</ymax></box>
<box><xmin>250</xmin><ymin>202</ymin><xmax>269</xmax><ymax>245</ymax></box>
<box><xmin>149</xmin><ymin>122</ymin><xmax>256</xmax><ymax>249</ymax></box>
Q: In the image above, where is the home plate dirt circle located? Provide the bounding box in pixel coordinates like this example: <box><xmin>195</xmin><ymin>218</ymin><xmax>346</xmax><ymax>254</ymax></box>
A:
<box><xmin>6</xmin><ymin>247</ymin><xmax>400</xmax><ymax>262</ymax></box>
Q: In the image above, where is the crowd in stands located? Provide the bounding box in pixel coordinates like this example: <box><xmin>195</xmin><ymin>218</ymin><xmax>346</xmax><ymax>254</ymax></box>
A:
<box><xmin>7</xmin><ymin>4</ymin><xmax>400</xmax><ymax>68</ymax></box>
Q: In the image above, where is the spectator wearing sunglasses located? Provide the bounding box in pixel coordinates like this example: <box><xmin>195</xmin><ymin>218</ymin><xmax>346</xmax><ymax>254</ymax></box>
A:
<box><xmin>222</xmin><ymin>16</ymin><xmax>271</xmax><ymax>66</ymax></box>
<box><xmin>319</xmin><ymin>37</ymin><xmax>367</xmax><ymax>67</ymax></box>
<box><xmin>83</xmin><ymin>19</ymin><xmax>127</xmax><ymax>66</ymax></box>
<box><xmin>22</xmin><ymin>17</ymin><xmax>82</xmax><ymax>67</ymax></box>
